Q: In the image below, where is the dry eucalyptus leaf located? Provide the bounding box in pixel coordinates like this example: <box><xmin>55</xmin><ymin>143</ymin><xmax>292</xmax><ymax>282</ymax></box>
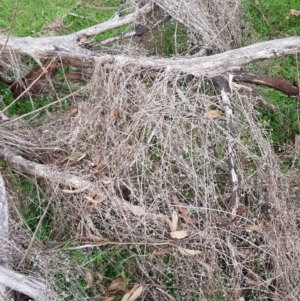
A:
<box><xmin>171</xmin><ymin>210</ymin><xmax>178</xmax><ymax>232</ymax></box>
<box><xmin>121</xmin><ymin>284</ymin><xmax>144</xmax><ymax>301</ymax></box>
<box><xmin>171</xmin><ymin>194</ymin><xmax>196</xmax><ymax>225</ymax></box>
<box><xmin>68</xmin><ymin>107</ymin><xmax>78</xmax><ymax>117</ymax></box>
<box><xmin>75</xmin><ymin>222</ymin><xmax>82</xmax><ymax>240</ymax></box>
<box><xmin>246</xmin><ymin>224</ymin><xmax>262</xmax><ymax>232</ymax></box>
<box><xmin>127</xmin><ymin>285</ymin><xmax>144</xmax><ymax>301</ymax></box>
<box><xmin>170</xmin><ymin>230</ymin><xmax>189</xmax><ymax>239</ymax></box>
<box><xmin>290</xmin><ymin>9</ymin><xmax>300</xmax><ymax>17</ymax></box>
<box><xmin>96</xmin><ymin>272</ymin><xmax>103</xmax><ymax>284</ymax></box>
<box><xmin>84</xmin><ymin>195</ymin><xmax>103</xmax><ymax>205</ymax></box>
<box><xmin>204</xmin><ymin>109</ymin><xmax>223</xmax><ymax>119</ymax></box>
<box><xmin>85</xmin><ymin>270</ymin><xmax>94</xmax><ymax>289</ymax></box>
<box><xmin>89</xmin><ymin>191</ymin><xmax>97</xmax><ymax>199</ymax></box>
<box><xmin>99</xmin><ymin>173</ymin><xmax>113</xmax><ymax>185</ymax></box>
<box><xmin>107</xmin><ymin>277</ymin><xmax>127</xmax><ymax>293</ymax></box>
<box><xmin>112</xmin><ymin>109</ymin><xmax>119</xmax><ymax>120</ymax></box>
<box><xmin>149</xmin><ymin>249</ymin><xmax>171</xmax><ymax>260</ymax></box>
<box><xmin>165</xmin><ymin>218</ymin><xmax>173</xmax><ymax>231</ymax></box>
<box><xmin>194</xmin><ymin>257</ymin><xmax>212</xmax><ymax>280</ymax></box>
<box><xmin>103</xmin><ymin>297</ymin><xmax>115</xmax><ymax>301</ymax></box>
<box><xmin>123</xmin><ymin>201</ymin><xmax>147</xmax><ymax>216</ymax></box>
<box><xmin>177</xmin><ymin>246</ymin><xmax>203</xmax><ymax>256</ymax></box>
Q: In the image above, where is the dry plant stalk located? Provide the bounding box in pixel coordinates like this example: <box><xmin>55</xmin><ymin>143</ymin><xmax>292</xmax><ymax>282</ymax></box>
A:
<box><xmin>0</xmin><ymin>1</ymin><xmax>299</xmax><ymax>301</ymax></box>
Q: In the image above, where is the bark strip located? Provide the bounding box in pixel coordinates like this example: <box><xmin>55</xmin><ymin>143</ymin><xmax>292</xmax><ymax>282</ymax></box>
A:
<box><xmin>230</xmin><ymin>70</ymin><xmax>300</xmax><ymax>97</ymax></box>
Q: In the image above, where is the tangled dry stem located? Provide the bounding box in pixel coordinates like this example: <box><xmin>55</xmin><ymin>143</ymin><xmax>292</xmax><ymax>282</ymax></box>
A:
<box><xmin>1</xmin><ymin>60</ymin><xmax>299</xmax><ymax>300</ymax></box>
<box><xmin>0</xmin><ymin>1</ymin><xmax>299</xmax><ymax>300</ymax></box>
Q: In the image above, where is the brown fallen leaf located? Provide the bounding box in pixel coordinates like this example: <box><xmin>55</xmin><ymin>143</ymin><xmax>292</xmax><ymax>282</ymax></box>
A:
<box><xmin>85</xmin><ymin>270</ymin><xmax>94</xmax><ymax>289</ymax></box>
<box><xmin>194</xmin><ymin>257</ymin><xmax>212</xmax><ymax>280</ymax></box>
<box><xmin>246</xmin><ymin>225</ymin><xmax>261</xmax><ymax>232</ymax></box>
<box><xmin>90</xmin><ymin>191</ymin><xmax>98</xmax><ymax>199</ymax></box>
<box><xmin>290</xmin><ymin>9</ymin><xmax>300</xmax><ymax>17</ymax></box>
<box><xmin>171</xmin><ymin>210</ymin><xmax>178</xmax><ymax>232</ymax></box>
<box><xmin>103</xmin><ymin>297</ymin><xmax>115</xmax><ymax>301</ymax></box>
<box><xmin>122</xmin><ymin>201</ymin><xmax>147</xmax><ymax>216</ymax></box>
<box><xmin>62</xmin><ymin>186</ymin><xmax>90</xmax><ymax>194</ymax></box>
<box><xmin>149</xmin><ymin>249</ymin><xmax>171</xmax><ymax>260</ymax></box>
<box><xmin>246</xmin><ymin>219</ymin><xmax>264</xmax><ymax>232</ymax></box>
<box><xmin>177</xmin><ymin>246</ymin><xmax>203</xmax><ymax>256</ymax></box>
<box><xmin>121</xmin><ymin>284</ymin><xmax>144</xmax><ymax>301</ymax></box>
<box><xmin>108</xmin><ymin>277</ymin><xmax>128</xmax><ymax>293</ymax></box>
<box><xmin>68</xmin><ymin>107</ymin><xmax>78</xmax><ymax>118</ymax></box>
<box><xmin>75</xmin><ymin>221</ymin><xmax>82</xmax><ymax>240</ymax></box>
<box><xmin>172</xmin><ymin>194</ymin><xmax>196</xmax><ymax>225</ymax></box>
<box><xmin>14</xmin><ymin>128</ymin><xmax>27</xmax><ymax>134</ymax></box>
<box><xmin>112</xmin><ymin>109</ymin><xmax>119</xmax><ymax>121</ymax></box>
<box><xmin>99</xmin><ymin>173</ymin><xmax>113</xmax><ymax>185</ymax></box>
<box><xmin>96</xmin><ymin>272</ymin><xmax>103</xmax><ymax>284</ymax></box>
<box><xmin>204</xmin><ymin>109</ymin><xmax>223</xmax><ymax>119</ymax></box>
<box><xmin>84</xmin><ymin>195</ymin><xmax>103</xmax><ymax>205</ymax></box>
<box><xmin>170</xmin><ymin>230</ymin><xmax>189</xmax><ymax>239</ymax></box>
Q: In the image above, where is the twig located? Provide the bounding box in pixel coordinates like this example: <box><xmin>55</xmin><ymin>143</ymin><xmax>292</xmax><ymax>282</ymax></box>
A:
<box><xmin>5</xmin><ymin>83</ymin><xmax>91</xmax><ymax>124</ymax></box>
<box><xmin>97</xmin><ymin>15</ymin><xmax>171</xmax><ymax>46</ymax></box>
<box><xmin>211</xmin><ymin>76</ymin><xmax>239</xmax><ymax>217</ymax></box>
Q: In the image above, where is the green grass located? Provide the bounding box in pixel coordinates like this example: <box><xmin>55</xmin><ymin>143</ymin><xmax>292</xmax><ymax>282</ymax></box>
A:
<box><xmin>243</xmin><ymin>0</ymin><xmax>300</xmax><ymax>39</ymax></box>
<box><xmin>0</xmin><ymin>0</ymin><xmax>78</xmax><ymax>37</ymax></box>
<box><xmin>1</xmin><ymin>164</ymin><xmax>53</xmax><ymax>242</ymax></box>
<box><xmin>243</xmin><ymin>0</ymin><xmax>300</xmax><ymax>148</ymax></box>
<box><xmin>55</xmin><ymin>245</ymin><xmax>138</xmax><ymax>300</ymax></box>
<box><xmin>1</xmin><ymin>1</ymin><xmax>300</xmax><ymax>300</ymax></box>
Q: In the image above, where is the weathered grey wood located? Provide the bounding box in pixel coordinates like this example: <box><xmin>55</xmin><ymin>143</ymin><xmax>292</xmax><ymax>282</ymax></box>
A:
<box><xmin>105</xmin><ymin>36</ymin><xmax>300</xmax><ymax>77</ymax></box>
<box><xmin>0</xmin><ymin>265</ymin><xmax>62</xmax><ymax>301</ymax></box>
<box><xmin>0</xmin><ymin>3</ymin><xmax>153</xmax><ymax>57</ymax></box>
<box><xmin>0</xmin><ymin>173</ymin><xmax>9</xmax><ymax>257</ymax></box>
<box><xmin>0</xmin><ymin>172</ymin><xmax>10</xmax><ymax>300</ymax></box>
<box><xmin>0</xmin><ymin>145</ymin><xmax>92</xmax><ymax>191</ymax></box>
<box><xmin>39</xmin><ymin>36</ymin><xmax>300</xmax><ymax>79</ymax></box>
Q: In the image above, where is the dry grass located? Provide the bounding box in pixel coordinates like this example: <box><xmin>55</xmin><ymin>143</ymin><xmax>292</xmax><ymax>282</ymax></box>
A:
<box><xmin>1</xmin><ymin>62</ymin><xmax>299</xmax><ymax>300</ymax></box>
<box><xmin>0</xmin><ymin>1</ymin><xmax>300</xmax><ymax>300</ymax></box>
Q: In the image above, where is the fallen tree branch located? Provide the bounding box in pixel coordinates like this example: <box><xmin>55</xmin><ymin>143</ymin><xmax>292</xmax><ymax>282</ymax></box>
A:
<box><xmin>0</xmin><ymin>265</ymin><xmax>61</xmax><ymax>301</ymax></box>
<box><xmin>0</xmin><ymin>172</ymin><xmax>10</xmax><ymax>300</ymax></box>
<box><xmin>230</xmin><ymin>70</ymin><xmax>300</xmax><ymax>97</ymax></box>
<box><xmin>99</xmin><ymin>14</ymin><xmax>171</xmax><ymax>46</ymax></box>
<box><xmin>41</xmin><ymin>36</ymin><xmax>300</xmax><ymax>79</ymax></box>
<box><xmin>0</xmin><ymin>3</ymin><xmax>153</xmax><ymax>57</ymax></box>
<box><xmin>0</xmin><ymin>145</ymin><xmax>92</xmax><ymax>191</ymax></box>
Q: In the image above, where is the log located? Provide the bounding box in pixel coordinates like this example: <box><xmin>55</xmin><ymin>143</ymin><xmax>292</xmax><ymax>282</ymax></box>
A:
<box><xmin>0</xmin><ymin>265</ymin><xmax>62</xmax><ymax>301</ymax></box>
<box><xmin>0</xmin><ymin>145</ymin><xmax>92</xmax><ymax>191</ymax></box>
<box><xmin>0</xmin><ymin>172</ymin><xmax>10</xmax><ymax>300</ymax></box>
<box><xmin>0</xmin><ymin>3</ymin><xmax>153</xmax><ymax>57</ymax></box>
